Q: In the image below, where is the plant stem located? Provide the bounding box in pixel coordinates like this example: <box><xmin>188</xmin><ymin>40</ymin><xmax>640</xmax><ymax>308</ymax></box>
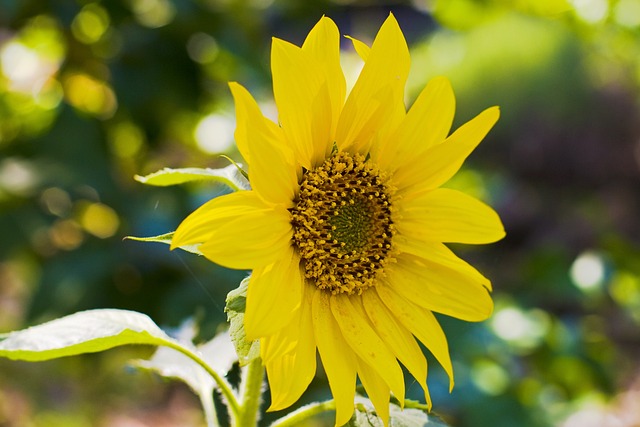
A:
<box><xmin>237</xmin><ymin>356</ymin><xmax>265</xmax><ymax>427</ymax></box>
<box><xmin>269</xmin><ymin>400</ymin><xmax>336</xmax><ymax>427</ymax></box>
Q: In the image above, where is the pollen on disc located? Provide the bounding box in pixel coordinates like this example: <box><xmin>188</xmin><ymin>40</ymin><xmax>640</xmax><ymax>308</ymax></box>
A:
<box><xmin>290</xmin><ymin>151</ymin><xmax>395</xmax><ymax>295</ymax></box>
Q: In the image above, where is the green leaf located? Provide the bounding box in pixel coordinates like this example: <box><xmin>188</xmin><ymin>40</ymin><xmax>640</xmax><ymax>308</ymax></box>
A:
<box><xmin>349</xmin><ymin>397</ymin><xmax>451</xmax><ymax>427</ymax></box>
<box><xmin>0</xmin><ymin>309</ymin><xmax>243</xmax><ymax>424</ymax></box>
<box><xmin>133</xmin><ymin>319</ymin><xmax>238</xmax><ymax>427</ymax></box>
<box><xmin>225</xmin><ymin>277</ymin><xmax>259</xmax><ymax>366</ymax></box>
<box><xmin>124</xmin><ymin>232</ymin><xmax>203</xmax><ymax>255</ymax></box>
<box><xmin>134</xmin><ymin>163</ymin><xmax>250</xmax><ymax>191</ymax></box>
<box><xmin>0</xmin><ymin>309</ymin><xmax>174</xmax><ymax>361</ymax></box>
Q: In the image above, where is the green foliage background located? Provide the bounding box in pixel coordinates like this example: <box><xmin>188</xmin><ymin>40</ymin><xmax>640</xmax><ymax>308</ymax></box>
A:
<box><xmin>1</xmin><ymin>0</ymin><xmax>640</xmax><ymax>426</ymax></box>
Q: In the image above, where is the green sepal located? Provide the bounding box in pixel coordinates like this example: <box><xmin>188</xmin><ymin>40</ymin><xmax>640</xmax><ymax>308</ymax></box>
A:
<box><xmin>219</xmin><ymin>154</ymin><xmax>249</xmax><ymax>180</ymax></box>
<box><xmin>124</xmin><ymin>232</ymin><xmax>203</xmax><ymax>255</ymax></box>
<box><xmin>225</xmin><ymin>277</ymin><xmax>260</xmax><ymax>366</ymax></box>
<box><xmin>134</xmin><ymin>163</ymin><xmax>250</xmax><ymax>191</ymax></box>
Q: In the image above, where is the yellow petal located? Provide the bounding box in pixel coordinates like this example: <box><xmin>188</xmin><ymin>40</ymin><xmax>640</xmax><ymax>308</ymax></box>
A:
<box><xmin>265</xmin><ymin>283</ymin><xmax>316</xmax><ymax>411</ymax></box>
<box><xmin>302</xmin><ymin>16</ymin><xmax>346</xmax><ymax>141</ymax></box>
<box><xmin>272</xmin><ymin>38</ymin><xmax>332</xmax><ymax>169</ymax></box>
<box><xmin>261</xmin><ymin>281</ymin><xmax>314</xmax><ymax>362</ymax></box>
<box><xmin>197</xmin><ymin>203</ymin><xmax>292</xmax><ymax>270</ymax></box>
<box><xmin>356</xmin><ymin>357</ymin><xmax>390</xmax><ymax>426</ymax></box>
<box><xmin>361</xmin><ymin>291</ymin><xmax>432</xmax><ymax>409</ymax></box>
<box><xmin>228</xmin><ymin>82</ymin><xmax>253</xmax><ymax>165</ymax></box>
<box><xmin>395</xmin><ymin>238</ymin><xmax>492</xmax><ymax>291</ymax></box>
<box><xmin>336</xmin><ymin>13</ymin><xmax>410</xmax><ymax>154</ymax></box>
<box><xmin>171</xmin><ymin>191</ymin><xmax>268</xmax><ymax>248</ymax></box>
<box><xmin>229</xmin><ymin>82</ymin><xmax>297</xmax><ymax>206</ymax></box>
<box><xmin>330</xmin><ymin>294</ymin><xmax>405</xmax><ymax>402</ymax></box>
<box><xmin>395</xmin><ymin>106</ymin><xmax>499</xmax><ymax>194</ymax></box>
<box><xmin>312</xmin><ymin>289</ymin><xmax>357</xmax><ymax>426</ymax></box>
<box><xmin>396</xmin><ymin>188</ymin><xmax>505</xmax><ymax>244</ymax></box>
<box><xmin>370</xmin><ymin>94</ymin><xmax>406</xmax><ymax>164</ymax></box>
<box><xmin>376</xmin><ymin>283</ymin><xmax>454</xmax><ymax>390</ymax></box>
<box><xmin>345</xmin><ymin>35</ymin><xmax>370</xmax><ymax>61</ymax></box>
<box><xmin>385</xmin><ymin>253</ymin><xmax>494</xmax><ymax>321</ymax></box>
<box><xmin>266</xmin><ymin>348</ymin><xmax>316</xmax><ymax>411</ymax></box>
<box><xmin>245</xmin><ymin>248</ymin><xmax>303</xmax><ymax>340</ymax></box>
<box><xmin>377</xmin><ymin>77</ymin><xmax>455</xmax><ymax>172</ymax></box>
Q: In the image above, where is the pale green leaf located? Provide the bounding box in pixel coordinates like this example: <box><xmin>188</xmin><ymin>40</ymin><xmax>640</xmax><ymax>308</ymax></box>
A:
<box><xmin>0</xmin><ymin>309</ymin><xmax>242</xmax><ymax>422</ymax></box>
<box><xmin>349</xmin><ymin>397</ymin><xmax>450</xmax><ymax>427</ymax></box>
<box><xmin>134</xmin><ymin>164</ymin><xmax>250</xmax><ymax>191</ymax></box>
<box><xmin>133</xmin><ymin>319</ymin><xmax>238</xmax><ymax>427</ymax></box>
<box><xmin>125</xmin><ymin>232</ymin><xmax>203</xmax><ymax>255</ymax></box>
<box><xmin>225</xmin><ymin>277</ymin><xmax>260</xmax><ymax>366</ymax></box>
<box><xmin>0</xmin><ymin>309</ymin><xmax>174</xmax><ymax>361</ymax></box>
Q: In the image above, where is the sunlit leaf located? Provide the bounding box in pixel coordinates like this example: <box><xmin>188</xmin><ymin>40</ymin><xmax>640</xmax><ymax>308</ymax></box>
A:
<box><xmin>349</xmin><ymin>397</ymin><xmax>450</xmax><ymax>427</ymax></box>
<box><xmin>225</xmin><ymin>277</ymin><xmax>260</xmax><ymax>366</ymax></box>
<box><xmin>133</xmin><ymin>319</ymin><xmax>238</xmax><ymax>427</ymax></box>
<box><xmin>0</xmin><ymin>309</ymin><xmax>174</xmax><ymax>361</ymax></box>
<box><xmin>125</xmin><ymin>232</ymin><xmax>203</xmax><ymax>255</ymax></box>
<box><xmin>134</xmin><ymin>163</ymin><xmax>250</xmax><ymax>191</ymax></box>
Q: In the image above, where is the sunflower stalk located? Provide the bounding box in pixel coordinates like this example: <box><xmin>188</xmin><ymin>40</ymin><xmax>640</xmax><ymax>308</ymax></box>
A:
<box><xmin>236</xmin><ymin>356</ymin><xmax>265</xmax><ymax>426</ymax></box>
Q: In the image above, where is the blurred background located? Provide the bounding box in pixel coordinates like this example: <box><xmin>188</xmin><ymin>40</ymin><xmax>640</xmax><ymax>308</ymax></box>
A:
<box><xmin>1</xmin><ymin>0</ymin><xmax>639</xmax><ymax>426</ymax></box>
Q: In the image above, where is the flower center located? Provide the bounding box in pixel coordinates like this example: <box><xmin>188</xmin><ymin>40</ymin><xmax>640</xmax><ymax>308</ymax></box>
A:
<box><xmin>290</xmin><ymin>151</ymin><xmax>394</xmax><ymax>295</ymax></box>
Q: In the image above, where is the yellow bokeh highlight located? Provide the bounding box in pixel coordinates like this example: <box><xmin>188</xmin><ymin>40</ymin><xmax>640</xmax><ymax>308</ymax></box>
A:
<box><xmin>78</xmin><ymin>202</ymin><xmax>120</xmax><ymax>239</ymax></box>
<box><xmin>71</xmin><ymin>4</ymin><xmax>110</xmax><ymax>44</ymax></box>
<box><xmin>130</xmin><ymin>0</ymin><xmax>176</xmax><ymax>28</ymax></box>
<box><xmin>108</xmin><ymin>121</ymin><xmax>146</xmax><ymax>158</ymax></box>
<box><xmin>609</xmin><ymin>271</ymin><xmax>640</xmax><ymax>321</ymax></box>
<box><xmin>20</xmin><ymin>15</ymin><xmax>65</xmax><ymax>57</ymax></box>
<box><xmin>63</xmin><ymin>73</ymin><xmax>117</xmax><ymax>118</ymax></box>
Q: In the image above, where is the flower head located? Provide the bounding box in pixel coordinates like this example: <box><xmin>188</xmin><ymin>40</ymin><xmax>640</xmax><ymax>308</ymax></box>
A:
<box><xmin>172</xmin><ymin>14</ymin><xmax>504</xmax><ymax>426</ymax></box>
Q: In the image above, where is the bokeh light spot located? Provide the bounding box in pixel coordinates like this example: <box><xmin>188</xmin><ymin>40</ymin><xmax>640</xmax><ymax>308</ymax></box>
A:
<box><xmin>471</xmin><ymin>359</ymin><xmax>510</xmax><ymax>395</ymax></box>
<box><xmin>33</xmin><ymin>79</ymin><xmax>63</xmax><ymax>110</ymax></box>
<box><xmin>561</xmin><ymin>406</ymin><xmax>624</xmax><ymax>427</ymax></box>
<box><xmin>614</xmin><ymin>0</ymin><xmax>640</xmax><ymax>28</ymax></box>
<box><xmin>570</xmin><ymin>251</ymin><xmax>606</xmax><ymax>292</ymax></box>
<box><xmin>1</xmin><ymin>42</ymin><xmax>41</xmax><ymax>88</ymax></box>
<box><xmin>71</xmin><ymin>4</ymin><xmax>110</xmax><ymax>44</ymax></box>
<box><xmin>0</xmin><ymin>158</ymin><xmax>39</xmax><ymax>196</ymax></box>
<box><xmin>491</xmin><ymin>305</ymin><xmax>550</xmax><ymax>351</ymax></box>
<box><xmin>569</xmin><ymin>0</ymin><xmax>609</xmax><ymax>23</ymax></box>
<box><xmin>108</xmin><ymin>121</ymin><xmax>146</xmax><ymax>158</ymax></box>
<box><xmin>492</xmin><ymin>307</ymin><xmax>529</xmax><ymax>341</ymax></box>
<box><xmin>194</xmin><ymin>114</ymin><xmax>235</xmax><ymax>154</ymax></box>
<box><xmin>49</xmin><ymin>219</ymin><xmax>84</xmax><ymax>251</ymax></box>
<box><xmin>130</xmin><ymin>0</ymin><xmax>176</xmax><ymax>28</ymax></box>
<box><xmin>428</xmin><ymin>31</ymin><xmax>466</xmax><ymax>70</ymax></box>
<box><xmin>63</xmin><ymin>73</ymin><xmax>117</xmax><ymax>118</ymax></box>
<box><xmin>609</xmin><ymin>271</ymin><xmax>640</xmax><ymax>318</ymax></box>
<box><xmin>78</xmin><ymin>202</ymin><xmax>120</xmax><ymax>239</ymax></box>
<box><xmin>40</xmin><ymin>187</ymin><xmax>72</xmax><ymax>217</ymax></box>
<box><xmin>187</xmin><ymin>33</ymin><xmax>219</xmax><ymax>64</ymax></box>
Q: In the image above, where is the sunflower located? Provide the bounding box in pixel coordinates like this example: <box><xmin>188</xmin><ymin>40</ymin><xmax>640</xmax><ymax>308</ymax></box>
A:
<box><xmin>172</xmin><ymin>13</ymin><xmax>504</xmax><ymax>426</ymax></box>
